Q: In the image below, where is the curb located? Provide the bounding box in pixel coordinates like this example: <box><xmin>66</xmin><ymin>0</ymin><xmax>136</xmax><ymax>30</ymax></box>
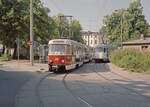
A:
<box><xmin>106</xmin><ymin>63</ymin><xmax>127</xmax><ymax>73</ymax></box>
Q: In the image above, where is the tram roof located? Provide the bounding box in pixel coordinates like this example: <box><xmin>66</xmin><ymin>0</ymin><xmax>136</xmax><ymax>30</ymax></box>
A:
<box><xmin>94</xmin><ymin>44</ymin><xmax>118</xmax><ymax>49</ymax></box>
<box><xmin>48</xmin><ymin>39</ymin><xmax>81</xmax><ymax>45</ymax></box>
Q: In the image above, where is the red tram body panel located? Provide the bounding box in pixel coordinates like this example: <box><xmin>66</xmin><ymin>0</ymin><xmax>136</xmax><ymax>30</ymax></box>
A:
<box><xmin>48</xmin><ymin>55</ymin><xmax>75</xmax><ymax>66</ymax></box>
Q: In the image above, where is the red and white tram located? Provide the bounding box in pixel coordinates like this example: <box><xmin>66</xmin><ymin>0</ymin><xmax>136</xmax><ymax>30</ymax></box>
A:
<box><xmin>48</xmin><ymin>39</ymin><xmax>84</xmax><ymax>72</ymax></box>
<box><xmin>83</xmin><ymin>45</ymin><xmax>93</xmax><ymax>63</ymax></box>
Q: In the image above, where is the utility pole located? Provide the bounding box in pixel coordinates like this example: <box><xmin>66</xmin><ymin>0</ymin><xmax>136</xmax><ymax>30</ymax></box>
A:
<box><xmin>115</xmin><ymin>9</ymin><xmax>124</xmax><ymax>47</ymax></box>
<box><xmin>17</xmin><ymin>39</ymin><xmax>20</xmax><ymax>62</ymax></box>
<box><xmin>88</xmin><ymin>31</ymin><xmax>90</xmax><ymax>46</ymax></box>
<box><xmin>30</xmin><ymin>0</ymin><xmax>34</xmax><ymax>66</ymax></box>
<box><xmin>69</xmin><ymin>16</ymin><xmax>73</xmax><ymax>39</ymax></box>
<box><xmin>59</xmin><ymin>16</ymin><xmax>62</xmax><ymax>39</ymax></box>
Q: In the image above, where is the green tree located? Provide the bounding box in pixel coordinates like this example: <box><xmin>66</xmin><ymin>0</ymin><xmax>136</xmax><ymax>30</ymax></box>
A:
<box><xmin>0</xmin><ymin>0</ymin><xmax>83</xmax><ymax>58</ymax></box>
<box><xmin>103</xmin><ymin>9</ymin><xmax>124</xmax><ymax>45</ymax></box>
<box><xmin>33</xmin><ymin>0</ymin><xmax>57</xmax><ymax>44</ymax></box>
<box><xmin>70</xmin><ymin>19</ymin><xmax>83</xmax><ymax>43</ymax></box>
<box><xmin>54</xmin><ymin>14</ymin><xmax>83</xmax><ymax>42</ymax></box>
<box><xmin>126</xmin><ymin>0</ymin><xmax>149</xmax><ymax>39</ymax></box>
<box><xmin>0</xmin><ymin>0</ymin><xmax>57</xmax><ymax>58</ymax></box>
<box><xmin>54</xmin><ymin>13</ymin><xmax>69</xmax><ymax>39</ymax></box>
<box><xmin>101</xmin><ymin>0</ymin><xmax>149</xmax><ymax>45</ymax></box>
<box><xmin>0</xmin><ymin>0</ymin><xmax>29</xmax><ymax>52</ymax></box>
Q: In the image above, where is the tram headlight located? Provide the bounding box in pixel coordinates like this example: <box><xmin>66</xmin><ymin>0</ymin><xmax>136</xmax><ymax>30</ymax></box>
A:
<box><xmin>61</xmin><ymin>60</ymin><xmax>65</xmax><ymax>63</ymax></box>
<box><xmin>49</xmin><ymin>60</ymin><xmax>52</xmax><ymax>62</ymax></box>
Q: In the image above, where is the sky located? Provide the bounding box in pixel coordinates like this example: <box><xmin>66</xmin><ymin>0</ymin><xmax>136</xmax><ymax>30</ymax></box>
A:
<box><xmin>41</xmin><ymin>0</ymin><xmax>150</xmax><ymax>32</ymax></box>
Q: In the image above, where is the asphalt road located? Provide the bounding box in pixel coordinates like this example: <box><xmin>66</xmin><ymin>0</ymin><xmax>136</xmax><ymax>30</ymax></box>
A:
<box><xmin>1</xmin><ymin>62</ymin><xmax>150</xmax><ymax>107</ymax></box>
<box><xmin>0</xmin><ymin>69</ymin><xmax>38</xmax><ymax>107</ymax></box>
<box><xmin>64</xmin><ymin>63</ymin><xmax>150</xmax><ymax>107</ymax></box>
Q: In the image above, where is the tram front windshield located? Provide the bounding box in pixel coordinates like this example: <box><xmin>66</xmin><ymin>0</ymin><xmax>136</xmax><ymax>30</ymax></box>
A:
<box><xmin>49</xmin><ymin>44</ymin><xmax>66</xmax><ymax>55</ymax></box>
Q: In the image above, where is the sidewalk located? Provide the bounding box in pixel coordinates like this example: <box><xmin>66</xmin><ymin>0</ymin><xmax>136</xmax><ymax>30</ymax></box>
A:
<box><xmin>0</xmin><ymin>60</ymin><xmax>48</xmax><ymax>72</ymax></box>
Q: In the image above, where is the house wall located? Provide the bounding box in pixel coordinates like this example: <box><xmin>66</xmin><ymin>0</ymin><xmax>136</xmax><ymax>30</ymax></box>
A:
<box><xmin>123</xmin><ymin>45</ymin><xmax>150</xmax><ymax>51</ymax></box>
<box><xmin>82</xmin><ymin>32</ymin><xmax>106</xmax><ymax>47</ymax></box>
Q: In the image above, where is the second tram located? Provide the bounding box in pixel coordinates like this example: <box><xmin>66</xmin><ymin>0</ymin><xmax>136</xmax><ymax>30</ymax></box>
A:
<box><xmin>93</xmin><ymin>44</ymin><xmax>109</xmax><ymax>63</ymax></box>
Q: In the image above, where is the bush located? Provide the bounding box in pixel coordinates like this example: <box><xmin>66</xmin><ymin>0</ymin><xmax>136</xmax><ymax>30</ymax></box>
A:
<box><xmin>110</xmin><ymin>49</ymin><xmax>150</xmax><ymax>72</ymax></box>
<box><xmin>0</xmin><ymin>54</ymin><xmax>11</xmax><ymax>61</ymax></box>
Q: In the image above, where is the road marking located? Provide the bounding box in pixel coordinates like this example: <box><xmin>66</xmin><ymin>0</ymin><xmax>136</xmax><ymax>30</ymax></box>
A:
<box><xmin>78</xmin><ymin>97</ymin><xmax>94</xmax><ymax>107</ymax></box>
<box><xmin>63</xmin><ymin>73</ymin><xmax>94</xmax><ymax>107</ymax></box>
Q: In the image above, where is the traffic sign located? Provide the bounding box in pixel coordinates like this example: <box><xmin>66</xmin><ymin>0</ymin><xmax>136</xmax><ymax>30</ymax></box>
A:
<box><xmin>28</xmin><ymin>41</ymin><xmax>32</xmax><ymax>46</ymax></box>
<box><xmin>33</xmin><ymin>41</ymin><xmax>38</xmax><ymax>47</ymax></box>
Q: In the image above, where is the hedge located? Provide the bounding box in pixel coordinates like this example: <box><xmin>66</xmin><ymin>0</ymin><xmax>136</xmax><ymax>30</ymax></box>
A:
<box><xmin>110</xmin><ymin>49</ymin><xmax>150</xmax><ymax>72</ymax></box>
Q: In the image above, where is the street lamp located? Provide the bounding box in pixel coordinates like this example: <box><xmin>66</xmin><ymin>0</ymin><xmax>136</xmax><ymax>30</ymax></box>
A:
<box><xmin>120</xmin><ymin>10</ymin><xmax>126</xmax><ymax>47</ymax></box>
<box><xmin>87</xmin><ymin>31</ymin><xmax>91</xmax><ymax>46</ymax></box>
<box><xmin>115</xmin><ymin>9</ymin><xmax>125</xmax><ymax>47</ymax></box>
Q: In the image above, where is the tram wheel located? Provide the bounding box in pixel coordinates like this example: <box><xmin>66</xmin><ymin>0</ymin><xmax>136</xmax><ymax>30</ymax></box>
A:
<box><xmin>94</xmin><ymin>59</ymin><xmax>97</xmax><ymax>63</ymax></box>
<box><xmin>76</xmin><ymin>64</ymin><xmax>79</xmax><ymax>69</ymax></box>
<box><xmin>48</xmin><ymin>66</ymin><xmax>53</xmax><ymax>72</ymax></box>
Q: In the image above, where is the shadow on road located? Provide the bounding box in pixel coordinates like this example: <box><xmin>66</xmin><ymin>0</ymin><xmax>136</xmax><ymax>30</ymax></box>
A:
<box><xmin>0</xmin><ymin>69</ymin><xmax>38</xmax><ymax>107</ymax></box>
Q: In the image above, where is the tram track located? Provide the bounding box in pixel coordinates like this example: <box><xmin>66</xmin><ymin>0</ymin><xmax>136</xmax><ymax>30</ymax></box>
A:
<box><xmin>93</xmin><ymin>63</ymin><xmax>150</xmax><ymax>100</ymax></box>
<box><xmin>35</xmin><ymin>70</ymin><xmax>93</xmax><ymax>107</ymax></box>
<box><xmin>36</xmin><ymin>73</ymin><xmax>54</xmax><ymax>107</ymax></box>
<box><xmin>35</xmin><ymin>62</ymin><xmax>150</xmax><ymax>107</ymax></box>
<box><xmin>15</xmin><ymin>63</ymin><xmax>150</xmax><ymax>107</ymax></box>
<box><xmin>17</xmin><ymin>63</ymin><xmax>150</xmax><ymax>107</ymax></box>
<box><xmin>62</xmin><ymin>72</ymin><xmax>94</xmax><ymax>107</ymax></box>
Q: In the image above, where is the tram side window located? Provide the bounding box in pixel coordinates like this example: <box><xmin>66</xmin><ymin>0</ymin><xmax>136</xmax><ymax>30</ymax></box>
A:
<box><xmin>79</xmin><ymin>47</ymin><xmax>82</xmax><ymax>55</ymax></box>
<box><xmin>66</xmin><ymin>45</ymin><xmax>71</xmax><ymax>54</ymax></box>
<box><xmin>72</xmin><ymin>45</ymin><xmax>76</xmax><ymax>55</ymax></box>
<box><xmin>71</xmin><ymin>45</ymin><xmax>74</xmax><ymax>55</ymax></box>
<box><xmin>76</xmin><ymin>47</ymin><xmax>79</xmax><ymax>55</ymax></box>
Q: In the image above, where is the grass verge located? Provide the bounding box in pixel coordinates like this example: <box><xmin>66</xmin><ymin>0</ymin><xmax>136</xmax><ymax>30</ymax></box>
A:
<box><xmin>110</xmin><ymin>49</ymin><xmax>150</xmax><ymax>73</ymax></box>
<box><xmin>0</xmin><ymin>54</ymin><xmax>11</xmax><ymax>61</ymax></box>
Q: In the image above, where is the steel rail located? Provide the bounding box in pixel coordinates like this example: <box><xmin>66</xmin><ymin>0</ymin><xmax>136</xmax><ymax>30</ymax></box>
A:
<box><xmin>62</xmin><ymin>73</ymin><xmax>94</xmax><ymax>107</ymax></box>
<box><xmin>36</xmin><ymin>73</ymin><xmax>54</xmax><ymax>107</ymax></box>
<box><xmin>93</xmin><ymin>63</ymin><xmax>150</xmax><ymax>100</ymax></box>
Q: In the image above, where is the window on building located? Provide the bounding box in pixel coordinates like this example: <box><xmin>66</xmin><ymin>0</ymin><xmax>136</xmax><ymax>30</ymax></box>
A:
<box><xmin>90</xmin><ymin>35</ymin><xmax>92</xmax><ymax>38</ymax></box>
